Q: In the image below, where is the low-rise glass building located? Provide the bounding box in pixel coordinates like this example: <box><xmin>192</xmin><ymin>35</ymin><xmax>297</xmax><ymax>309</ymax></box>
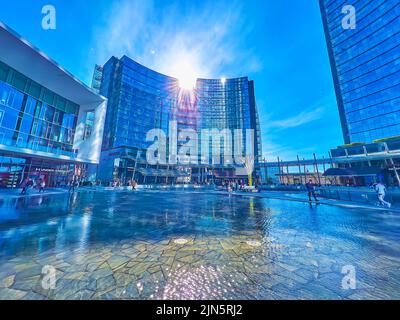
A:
<box><xmin>0</xmin><ymin>23</ymin><xmax>107</xmax><ymax>188</ymax></box>
<box><xmin>328</xmin><ymin>138</ymin><xmax>400</xmax><ymax>187</ymax></box>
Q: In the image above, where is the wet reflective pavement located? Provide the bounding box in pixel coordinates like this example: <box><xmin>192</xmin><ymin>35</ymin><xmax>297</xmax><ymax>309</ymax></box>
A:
<box><xmin>0</xmin><ymin>190</ymin><xmax>400</xmax><ymax>300</ymax></box>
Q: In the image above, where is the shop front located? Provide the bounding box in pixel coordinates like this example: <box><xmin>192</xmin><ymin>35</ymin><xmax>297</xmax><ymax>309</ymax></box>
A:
<box><xmin>0</xmin><ymin>154</ymin><xmax>88</xmax><ymax>189</ymax></box>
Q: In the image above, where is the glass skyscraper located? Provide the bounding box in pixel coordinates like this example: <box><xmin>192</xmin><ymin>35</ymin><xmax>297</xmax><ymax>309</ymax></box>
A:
<box><xmin>319</xmin><ymin>0</ymin><xmax>400</xmax><ymax>144</ymax></box>
<box><xmin>97</xmin><ymin>55</ymin><xmax>262</xmax><ymax>184</ymax></box>
<box><xmin>100</xmin><ymin>56</ymin><xmax>176</xmax><ymax>152</ymax></box>
<box><xmin>196</xmin><ymin>78</ymin><xmax>262</xmax><ymax>165</ymax></box>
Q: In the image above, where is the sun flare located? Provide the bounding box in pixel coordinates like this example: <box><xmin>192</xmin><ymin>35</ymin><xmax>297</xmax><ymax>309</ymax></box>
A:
<box><xmin>169</xmin><ymin>54</ymin><xmax>200</xmax><ymax>90</ymax></box>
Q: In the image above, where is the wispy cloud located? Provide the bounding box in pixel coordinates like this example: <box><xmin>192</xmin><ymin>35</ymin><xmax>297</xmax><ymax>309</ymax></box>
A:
<box><xmin>262</xmin><ymin>140</ymin><xmax>315</xmax><ymax>162</ymax></box>
<box><xmin>90</xmin><ymin>0</ymin><xmax>261</xmax><ymax>79</ymax></box>
<box><xmin>262</xmin><ymin>93</ymin><xmax>337</xmax><ymax>161</ymax></box>
<box><xmin>268</xmin><ymin>107</ymin><xmax>325</xmax><ymax>130</ymax></box>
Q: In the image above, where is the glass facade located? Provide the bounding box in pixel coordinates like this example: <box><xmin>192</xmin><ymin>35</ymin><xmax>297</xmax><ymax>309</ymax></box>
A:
<box><xmin>91</xmin><ymin>64</ymin><xmax>103</xmax><ymax>94</ymax></box>
<box><xmin>196</xmin><ymin>78</ymin><xmax>262</xmax><ymax>164</ymax></box>
<box><xmin>0</xmin><ymin>61</ymin><xmax>79</xmax><ymax>157</ymax></box>
<box><xmin>98</xmin><ymin>55</ymin><xmax>262</xmax><ymax>183</ymax></box>
<box><xmin>0</xmin><ymin>22</ymin><xmax>108</xmax><ymax>188</ymax></box>
<box><xmin>0</xmin><ymin>155</ymin><xmax>86</xmax><ymax>188</ymax></box>
<box><xmin>320</xmin><ymin>0</ymin><xmax>400</xmax><ymax>144</ymax></box>
<box><xmin>0</xmin><ymin>61</ymin><xmax>96</xmax><ymax>188</ymax></box>
<box><xmin>100</xmin><ymin>56</ymin><xmax>177</xmax><ymax>151</ymax></box>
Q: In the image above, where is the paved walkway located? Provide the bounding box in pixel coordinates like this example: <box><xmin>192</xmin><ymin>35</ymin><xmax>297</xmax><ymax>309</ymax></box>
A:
<box><xmin>1</xmin><ymin>186</ymin><xmax>397</xmax><ymax>213</ymax></box>
<box><xmin>0</xmin><ymin>188</ymin><xmax>70</xmax><ymax>198</ymax></box>
<box><xmin>228</xmin><ymin>191</ymin><xmax>400</xmax><ymax>213</ymax></box>
<box><xmin>1</xmin><ymin>187</ymin><xmax>399</xmax><ymax>300</ymax></box>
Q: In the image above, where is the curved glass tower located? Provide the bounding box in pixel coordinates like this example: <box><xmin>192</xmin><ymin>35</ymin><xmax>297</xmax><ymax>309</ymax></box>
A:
<box><xmin>100</xmin><ymin>56</ymin><xmax>178</xmax><ymax>151</ymax></box>
<box><xmin>320</xmin><ymin>0</ymin><xmax>400</xmax><ymax>144</ymax></box>
<box><xmin>97</xmin><ymin>55</ymin><xmax>262</xmax><ymax>184</ymax></box>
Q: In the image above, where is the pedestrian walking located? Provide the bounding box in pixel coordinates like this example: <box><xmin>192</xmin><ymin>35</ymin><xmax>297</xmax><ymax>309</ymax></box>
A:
<box><xmin>374</xmin><ymin>181</ymin><xmax>391</xmax><ymax>208</ymax></box>
<box><xmin>306</xmin><ymin>179</ymin><xmax>319</xmax><ymax>204</ymax></box>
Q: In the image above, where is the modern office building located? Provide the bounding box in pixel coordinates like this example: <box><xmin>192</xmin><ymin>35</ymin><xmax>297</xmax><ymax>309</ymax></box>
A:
<box><xmin>97</xmin><ymin>55</ymin><xmax>262</xmax><ymax>184</ymax></box>
<box><xmin>0</xmin><ymin>22</ymin><xmax>107</xmax><ymax>188</ymax></box>
<box><xmin>319</xmin><ymin>0</ymin><xmax>400</xmax><ymax>144</ymax></box>
<box><xmin>91</xmin><ymin>64</ymin><xmax>103</xmax><ymax>94</ymax></box>
<box><xmin>196</xmin><ymin>77</ymin><xmax>262</xmax><ymax>165</ymax></box>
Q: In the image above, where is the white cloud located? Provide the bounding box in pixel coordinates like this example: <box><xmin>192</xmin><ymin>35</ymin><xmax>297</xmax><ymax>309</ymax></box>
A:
<box><xmin>262</xmin><ymin>140</ymin><xmax>314</xmax><ymax>162</ymax></box>
<box><xmin>261</xmin><ymin>93</ymin><xmax>337</xmax><ymax>160</ymax></box>
<box><xmin>90</xmin><ymin>0</ymin><xmax>261</xmax><ymax>79</ymax></box>
<box><xmin>268</xmin><ymin>107</ymin><xmax>325</xmax><ymax>130</ymax></box>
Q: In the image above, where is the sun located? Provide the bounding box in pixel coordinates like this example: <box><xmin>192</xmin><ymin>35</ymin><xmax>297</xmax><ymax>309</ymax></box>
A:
<box><xmin>178</xmin><ymin>72</ymin><xmax>197</xmax><ymax>90</ymax></box>
<box><xmin>169</xmin><ymin>54</ymin><xmax>200</xmax><ymax>90</ymax></box>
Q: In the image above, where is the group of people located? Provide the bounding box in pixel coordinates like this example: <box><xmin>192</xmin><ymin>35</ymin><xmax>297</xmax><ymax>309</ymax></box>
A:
<box><xmin>17</xmin><ymin>173</ymin><xmax>393</xmax><ymax>209</ymax></box>
<box><xmin>19</xmin><ymin>177</ymin><xmax>81</xmax><ymax>195</ymax></box>
<box><xmin>20</xmin><ymin>178</ymin><xmax>46</xmax><ymax>195</ymax></box>
<box><xmin>111</xmin><ymin>178</ymin><xmax>138</xmax><ymax>190</ymax></box>
<box><xmin>221</xmin><ymin>180</ymin><xmax>254</xmax><ymax>193</ymax></box>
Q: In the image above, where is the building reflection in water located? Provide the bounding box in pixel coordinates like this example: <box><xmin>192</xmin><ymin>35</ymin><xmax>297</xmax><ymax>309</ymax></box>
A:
<box><xmin>0</xmin><ymin>192</ymin><xmax>273</xmax><ymax>260</ymax></box>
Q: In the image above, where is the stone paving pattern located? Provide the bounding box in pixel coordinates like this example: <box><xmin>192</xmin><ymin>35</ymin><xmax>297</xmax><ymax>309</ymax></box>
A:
<box><xmin>0</xmin><ymin>190</ymin><xmax>400</xmax><ymax>300</ymax></box>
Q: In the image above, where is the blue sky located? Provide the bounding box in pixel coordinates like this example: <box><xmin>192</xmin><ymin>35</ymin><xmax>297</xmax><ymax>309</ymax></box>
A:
<box><xmin>0</xmin><ymin>0</ymin><xmax>343</xmax><ymax>161</ymax></box>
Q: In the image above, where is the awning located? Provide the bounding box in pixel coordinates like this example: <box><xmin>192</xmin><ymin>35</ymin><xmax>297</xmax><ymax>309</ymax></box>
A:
<box><xmin>323</xmin><ymin>167</ymin><xmax>385</xmax><ymax>177</ymax></box>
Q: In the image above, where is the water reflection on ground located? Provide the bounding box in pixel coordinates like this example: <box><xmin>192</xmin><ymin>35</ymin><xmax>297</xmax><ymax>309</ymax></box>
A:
<box><xmin>0</xmin><ymin>190</ymin><xmax>399</xmax><ymax>300</ymax></box>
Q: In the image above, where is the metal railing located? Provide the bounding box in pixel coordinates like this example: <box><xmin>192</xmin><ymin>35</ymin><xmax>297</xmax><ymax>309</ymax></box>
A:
<box><xmin>318</xmin><ymin>186</ymin><xmax>399</xmax><ymax>207</ymax></box>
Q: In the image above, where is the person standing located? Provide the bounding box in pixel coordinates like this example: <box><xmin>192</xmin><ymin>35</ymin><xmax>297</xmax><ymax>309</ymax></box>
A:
<box><xmin>68</xmin><ymin>178</ymin><xmax>77</xmax><ymax>193</ymax></box>
<box><xmin>306</xmin><ymin>179</ymin><xmax>319</xmax><ymax>203</ymax></box>
<box><xmin>20</xmin><ymin>178</ymin><xmax>29</xmax><ymax>195</ymax></box>
<box><xmin>374</xmin><ymin>182</ymin><xmax>391</xmax><ymax>208</ymax></box>
<box><xmin>38</xmin><ymin>179</ymin><xmax>46</xmax><ymax>193</ymax></box>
